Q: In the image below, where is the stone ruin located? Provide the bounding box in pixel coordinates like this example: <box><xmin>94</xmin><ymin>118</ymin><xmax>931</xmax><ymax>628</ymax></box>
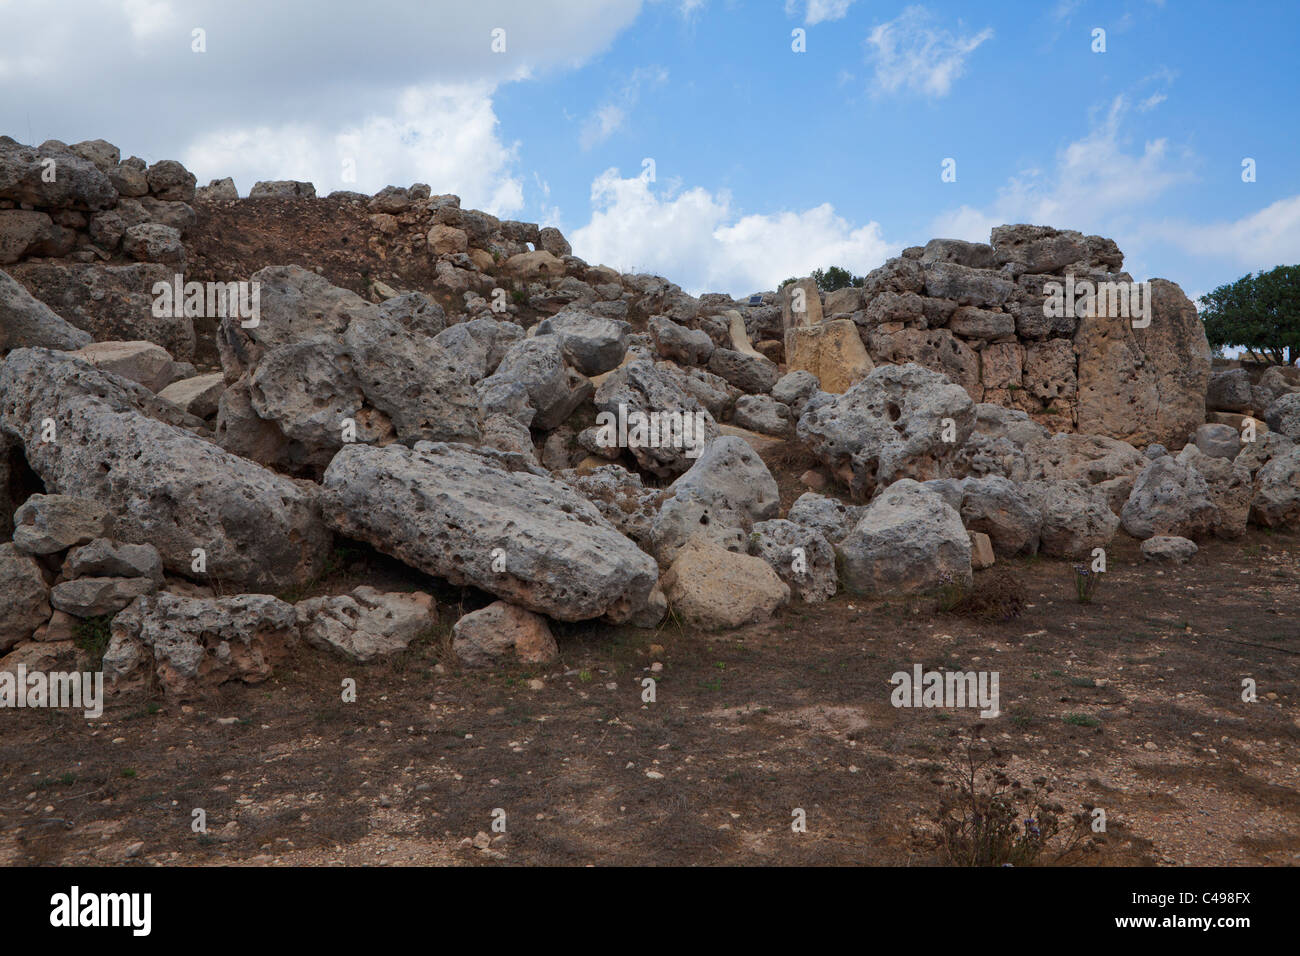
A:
<box><xmin>2</xmin><ymin>135</ymin><xmax>1299</xmax><ymax>699</ymax></box>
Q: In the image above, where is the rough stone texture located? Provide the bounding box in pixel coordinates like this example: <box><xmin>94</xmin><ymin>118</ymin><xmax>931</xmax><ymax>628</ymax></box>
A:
<box><xmin>11</xmin><ymin>493</ymin><xmax>111</xmax><ymax>555</ymax></box>
<box><xmin>969</xmin><ymin>531</ymin><xmax>995</xmax><ymax>570</ymax></box>
<box><xmin>731</xmin><ymin>394</ymin><xmax>793</xmax><ymax>437</ymax></box>
<box><xmin>786</xmin><ymin>492</ymin><xmax>866</xmax><ymax>544</ymax></box>
<box><xmin>957</xmin><ymin>475</ymin><xmax>1042</xmax><ymax>556</ymax></box>
<box><xmin>0</xmin><ymin>139</ymin><xmax>118</xmax><ymax>210</ymax></box>
<box><xmin>771</xmin><ymin>370</ymin><xmax>821</xmax><ymax>415</ymax></box>
<box><xmin>122</xmin><ymin>222</ymin><xmax>185</xmax><ymax>266</ymax></box>
<box><xmin>1194</xmin><ymin>422</ymin><xmax>1242</xmax><ymax>460</ymax></box>
<box><xmin>322</xmin><ymin>442</ymin><xmax>658</xmax><ymax>623</ymax></box>
<box><xmin>158</xmin><ymin>372</ymin><xmax>226</xmax><ymax>418</ymax></box>
<box><xmin>707</xmin><ymin>347</ymin><xmax>779</xmax><ymax>394</ymax></box>
<box><xmin>593</xmin><ymin>359</ymin><xmax>719</xmax><ymax>477</ymax></box>
<box><xmin>50</xmin><ymin>576</ymin><xmax>157</xmax><ymax>617</ymax></box>
<box><xmin>64</xmin><ymin>538</ymin><xmax>164</xmax><ymax>582</ymax></box>
<box><xmin>296</xmin><ymin>587</ymin><xmax>436</xmax><ymax>664</ymax></box>
<box><xmin>249</xmin><ymin>180</ymin><xmax>316</xmax><ymax>198</ymax></box>
<box><xmin>6</xmin><ymin>261</ymin><xmax>196</xmax><ymax>360</ymax></box>
<box><xmin>1120</xmin><ymin>456</ymin><xmax>1216</xmax><ymax>540</ymax></box>
<box><xmin>798</xmin><ymin>363</ymin><xmax>976</xmax><ymax>499</ymax></box>
<box><xmin>1140</xmin><ymin>536</ymin><xmax>1198</xmax><ymax>564</ymax></box>
<box><xmin>0</xmin><ymin>268</ymin><xmax>93</xmax><ymax>351</ymax></box>
<box><xmin>747</xmin><ymin>518</ymin><xmax>837</xmax><ymax>604</ymax></box>
<box><xmin>0</xmin><ymin>349</ymin><xmax>330</xmax><ymax>590</ymax></box>
<box><xmin>489</xmin><ymin>335</ymin><xmax>592</xmax><ymax>430</ymax></box>
<box><xmin>1206</xmin><ymin>368</ymin><xmax>1254</xmax><ymax>413</ymax></box>
<box><xmin>105</xmin><ymin>593</ymin><xmax>298</xmax><ymax>699</ymax></box>
<box><xmin>837</xmin><ymin>479</ymin><xmax>972</xmax><ymax>596</ymax></box>
<box><xmin>663</xmin><ymin>536</ymin><xmax>790</xmax><ymax>630</ymax></box>
<box><xmin>650</xmin><ymin>436</ymin><xmax>780</xmax><ymax>563</ymax></box>
<box><xmin>0</xmin><ymin>543</ymin><xmax>50</xmax><ymax>652</ymax></box>
<box><xmin>1022</xmin><ymin>480</ymin><xmax>1120</xmax><ymax>558</ymax></box>
<box><xmin>452</xmin><ymin>601</ymin><xmax>558</xmax><ymax>667</ymax></box>
<box><xmin>1176</xmin><ymin>444</ymin><xmax>1252</xmax><ymax>538</ymax></box>
<box><xmin>70</xmin><ymin>340</ymin><xmax>178</xmax><ymax>392</ymax></box>
<box><xmin>1074</xmin><ymin>279</ymin><xmax>1210</xmax><ymax>449</ymax></box>
<box><xmin>1250</xmin><ymin>446</ymin><xmax>1300</xmax><ymax>529</ymax></box>
<box><xmin>780</xmin><ymin>277</ymin><xmax>823</xmax><ymax>329</ymax></box>
<box><xmin>534</xmin><ymin>311</ymin><xmax>629</xmax><ymax>377</ymax></box>
<box><xmin>784</xmin><ymin>319</ymin><xmax>873</xmax><ymax>394</ymax></box>
<box><xmin>1263</xmin><ymin>393</ymin><xmax>1300</xmax><ymax>442</ymax></box>
<box><xmin>650</xmin><ymin>315</ymin><xmax>714</xmax><ymax>366</ymax></box>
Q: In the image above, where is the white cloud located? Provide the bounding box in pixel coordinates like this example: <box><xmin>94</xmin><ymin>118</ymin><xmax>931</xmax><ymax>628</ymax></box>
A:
<box><xmin>931</xmin><ymin>96</ymin><xmax>1194</xmax><ymax>246</ymax></box>
<box><xmin>184</xmin><ymin>82</ymin><xmax>525</xmax><ymax>214</ymax></box>
<box><xmin>1145</xmin><ymin>195</ymin><xmax>1300</xmax><ymax>270</ymax></box>
<box><xmin>786</xmin><ymin>0</ymin><xmax>856</xmax><ymax>25</ymax></box>
<box><xmin>0</xmin><ymin>0</ymin><xmax>643</xmax><ymax>214</ymax></box>
<box><xmin>572</xmin><ymin>169</ymin><xmax>896</xmax><ymax>295</ymax></box>
<box><xmin>1138</xmin><ymin>92</ymin><xmax>1167</xmax><ymax>111</ymax></box>
<box><xmin>864</xmin><ymin>6</ymin><xmax>993</xmax><ymax>99</ymax></box>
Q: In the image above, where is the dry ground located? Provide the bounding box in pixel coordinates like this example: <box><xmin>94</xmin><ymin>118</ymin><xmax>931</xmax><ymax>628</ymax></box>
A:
<box><xmin>3</xmin><ymin>530</ymin><xmax>1296</xmax><ymax>867</ymax></box>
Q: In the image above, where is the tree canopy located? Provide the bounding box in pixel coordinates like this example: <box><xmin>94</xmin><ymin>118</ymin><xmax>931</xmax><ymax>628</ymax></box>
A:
<box><xmin>1200</xmin><ymin>265</ymin><xmax>1300</xmax><ymax>365</ymax></box>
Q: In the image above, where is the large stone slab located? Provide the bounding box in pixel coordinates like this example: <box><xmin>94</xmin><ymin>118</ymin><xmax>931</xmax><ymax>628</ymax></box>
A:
<box><xmin>321</xmin><ymin>441</ymin><xmax>658</xmax><ymax>622</ymax></box>
<box><xmin>0</xmin><ymin>348</ymin><xmax>330</xmax><ymax>590</ymax></box>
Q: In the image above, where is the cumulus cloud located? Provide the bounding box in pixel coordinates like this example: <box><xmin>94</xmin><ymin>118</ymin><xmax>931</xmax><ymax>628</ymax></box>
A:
<box><xmin>1144</xmin><ymin>195</ymin><xmax>1300</xmax><ymax>270</ymax></box>
<box><xmin>865</xmin><ymin>6</ymin><xmax>993</xmax><ymax>99</ymax></box>
<box><xmin>571</xmin><ymin>169</ymin><xmax>897</xmax><ymax>296</ymax></box>
<box><xmin>930</xmin><ymin>95</ymin><xmax>1195</xmax><ymax>245</ymax></box>
<box><xmin>0</xmin><ymin>0</ymin><xmax>642</xmax><ymax>211</ymax></box>
<box><xmin>786</xmin><ymin>0</ymin><xmax>856</xmax><ymax>25</ymax></box>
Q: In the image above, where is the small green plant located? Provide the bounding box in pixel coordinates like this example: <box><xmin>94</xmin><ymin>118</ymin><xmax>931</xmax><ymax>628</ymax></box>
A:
<box><xmin>1063</xmin><ymin>713</ymin><xmax>1100</xmax><ymax>728</ymax></box>
<box><xmin>1072</xmin><ymin>564</ymin><xmax>1101</xmax><ymax>604</ymax></box>
<box><xmin>934</xmin><ymin>571</ymin><xmax>967</xmax><ymax>613</ymax></box>
<box><xmin>120</xmin><ymin>768</ymin><xmax>137</xmax><ymax>779</ymax></box>
<box><xmin>73</xmin><ymin>615</ymin><xmax>113</xmax><ymax>669</ymax></box>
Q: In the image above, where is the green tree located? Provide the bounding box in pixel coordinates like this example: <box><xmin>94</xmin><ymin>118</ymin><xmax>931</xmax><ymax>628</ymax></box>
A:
<box><xmin>1200</xmin><ymin>265</ymin><xmax>1300</xmax><ymax>365</ymax></box>
<box><xmin>812</xmin><ymin>266</ymin><xmax>865</xmax><ymax>292</ymax></box>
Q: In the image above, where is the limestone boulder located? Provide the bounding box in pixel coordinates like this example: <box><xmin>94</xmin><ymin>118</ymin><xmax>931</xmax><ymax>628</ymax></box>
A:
<box><xmin>747</xmin><ymin>518</ymin><xmax>837</xmax><ymax>604</ymax></box>
<box><xmin>452</xmin><ymin>601</ymin><xmax>558</xmax><ymax>667</ymax></box>
<box><xmin>296</xmin><ymin>587</ymin><xmax>436</xmax><ymax>664</ymax></box>
<box><xmin>663</xmin><ymin>536</ymin><xmax>790</xmax><ymax>630</ymax></box>
<box><xmin>798</xmin><ymin>363</ymin><xmax>976</xmax><ymax>499</ymax></box>
<box><xmin>837</xmin><ymin>479</ymin><xmax>971</xmax><ymax>596</ymax></box>
<box><xmin>322</xmin><ymin>442</ymin><xmax>658</xmax><ymax>623</ymax></box>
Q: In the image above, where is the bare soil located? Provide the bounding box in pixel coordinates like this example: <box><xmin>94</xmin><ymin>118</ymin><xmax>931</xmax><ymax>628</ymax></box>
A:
<box><xmin>3</xmin><ymin>530</ymin><xmax>1296</xmax><ymax>867</ymax></box>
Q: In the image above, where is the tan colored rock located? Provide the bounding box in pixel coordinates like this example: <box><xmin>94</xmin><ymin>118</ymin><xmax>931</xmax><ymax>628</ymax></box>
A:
<box><xmin>662</xmin><ymin>536</ymin><xmax>789</xmax><ymax>630</ymax></box>
<box><xmin>1075</xmin><ymin>278</ymin><xmax>1211</xmax><ymax>448</ymax></box>
<box><xmin>427</xmin><ymin>224</ymin><xmax>468</xmax><ymax>256</ymax></box>
<box><xmin>726</xmin><ymin>310</ymin><xmax>762</xmax><ymax>357</ymax></box>
<box><xmin>502</xmin><ymin>250</ymin><xmax>564</xmax><ymax>282</ymax></box>
<box><xmin>296</xmin><ymin>587</ymin><xmax>436</xmax><ymax>663</ymax></box>
<box><xmin>0</xmin><ymin>543</ymin><xmax>51</xmax><ymax>652</ymax></box>
<box><xmin>780</xmin><ymin>277</ymin><xmax>823</xmax><ymax>329</ymax></box>
<box><xmin>452</xmin><ymin>601</ymin><xmax>558</xmax><ymax>667</ymax></box>
<box><xmin>158</xmin><ymin>372</ymin><xmax>225</xmax><ymax>418</ymax></box>
<box><xmin>468</xmin><ymin>247</ymin><xmax>495</xmax><ymax>272</ymax></box>
<box><xmin>785</xmin><ymin>319</ymin><xmax>873</xmax><ymax>394</ymax></box>
<box><xmin>980</xmin><ymin>342</ymin><xmax>1023</xmax><ymax>390</ymax></box>
<box><xmin>969</xmin><ymin>531</ymin><xmax>995</xmax><ymax>570</ymax></box>
<box><xmin>70</xmin><ymin>340</ymin><xmax>178</xmax><ymax>392</ymax></box>
<box><xmin>866</xmin><ymin>326</ymin><xmax>981</xmax><ymax>402</ymax></box>
<box><xmin>0</xmin><ymin>640</ymin><xmax>77</xmax><ymax>676</ymax></box>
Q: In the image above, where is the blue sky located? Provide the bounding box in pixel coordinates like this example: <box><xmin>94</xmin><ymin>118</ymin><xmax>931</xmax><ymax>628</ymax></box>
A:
<box><xmin>3</xmin><ymin>0</ymin><xmax>1298</xmax><ymax>299</ymax></box>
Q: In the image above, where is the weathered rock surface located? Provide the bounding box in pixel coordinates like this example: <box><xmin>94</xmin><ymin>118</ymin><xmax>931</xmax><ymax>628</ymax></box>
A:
<box><xmin>837</xmin><ymin>479</ymin><xmax>972</xmax><ymax>596</ymax></box>
<box><xmin>0</xmin><ymin>349</ymin><xmax>330</xmax><ymax>590</ymax></box>
<box><xmin>1140</xmin><ymin>535</ymin><xmax>1198</xmax><ymax>564</ymax></box>
<box><xmin>64</xmin><ymin>538</ymin><xmax>164</xmax><ymax>582</ymax></box>
<box><xmin>1022</xmin><ymin>480</ymin><xmax>1120</xmax><ymax>558</ymax></box>
<box><xmin>296</xmin><ymin>587</ymin><xmax>436</xmax><ymax>663</ymax></box>
<box><xmin>650</xmin><ymin>436</ymin><xmax>780</xmax><ymax>563</ymax></box>
<box><xmin>747</xmin><ymin>518</ymin><xmax>837</xmax><ymax>603</ymax></box>
<box><xmin>663</xmin><ymin>536</ymin><xmax>790</xmax><ymax>629</ymax></box>
<box><xmin>51</xmin><ymin>576</ymin><xmax>157</xmax><ymax>617</ymax></box>
<box><xmin>0</xmin><ymin>543</ymin><xmax>50</xmax><ymax>652</ymax></box>
<box><xmin>1120</xmin><ymin>456</ymin><xmax>1216</xmax><ymax>540</ymax></box>
<box><xmin>0</xmin><ymin>268</ymin><xmax>93</xmax><ymax>351</ymax></box>
<box><xmin>11</xmin><ymin>493</ymin><xmax>111</xmax><ymax>555</ymax></box>
<box><xmin>452</xmin><ymin>601</ymin><xmax>558</xmax><ymax>667</ymax></box>
<box><xmin>798</xmin><ymin>363</ymin><xmax>975</xmax><ymax>499</ymax></box>
<box><xmin>105</xmin><ymin>593</ymin><xmax>298</xmax><ymax>698</ymax></box>
<box><xmin>321</xmin><ymin>442</ymin><xmax>658</xmax><ymax>622</ymax></box>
